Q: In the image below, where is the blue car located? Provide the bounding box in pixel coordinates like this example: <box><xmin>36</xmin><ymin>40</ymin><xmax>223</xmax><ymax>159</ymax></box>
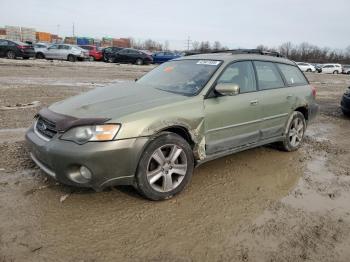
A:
<box><xmin>152</xmin><ymin>51</ymin><xmax>181</xmax><ymax>64</ymax></box>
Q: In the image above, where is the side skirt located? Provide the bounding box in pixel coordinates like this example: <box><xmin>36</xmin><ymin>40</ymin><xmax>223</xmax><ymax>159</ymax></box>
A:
<box><xmin>196</xmin><ymin>136</ymin><xmax>284</xmax><ymax>167</ymax></box>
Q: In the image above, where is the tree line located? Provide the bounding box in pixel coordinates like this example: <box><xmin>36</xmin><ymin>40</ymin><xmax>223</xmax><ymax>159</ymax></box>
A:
<box><xmin>129</xmin><ymin>38</ymin><xmax>350</xmax><ymax>64</ymax></box>
<box><xmin>257</xmin><ymin>42</ymin><xmax>350</xmax><ymax>64</ymax></box>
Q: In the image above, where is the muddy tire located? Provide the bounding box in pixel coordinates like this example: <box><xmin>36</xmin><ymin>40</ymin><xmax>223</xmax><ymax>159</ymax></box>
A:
<box><xmin>279</xmin><ymin>111</ymin><xmax>306</xmax><ymax>152</ymax></box>
<box><xmin>6</xmin><ymin>51</ymin><xmax>16</xmax><ymax>59</ymax></box>
<box><xmin>136</xmin><ymin>132</ymin><xmax>194</xmax><ymax>201</ymax></box>
<box><xmin>67</xmin><ymin>55</ymin><xmax>76</xmax><ymax>62</ymax></box>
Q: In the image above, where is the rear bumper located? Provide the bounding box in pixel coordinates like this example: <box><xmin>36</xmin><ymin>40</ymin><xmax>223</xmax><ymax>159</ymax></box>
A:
<box><xmin>25</xmin><ymin>125</ymin><xmax>149</xmax><ymax>191</ymax></box>
<box><xmin>308</xmin><ymin>103</ymin><xmax>319</xmax><ymax>122</ymax></box>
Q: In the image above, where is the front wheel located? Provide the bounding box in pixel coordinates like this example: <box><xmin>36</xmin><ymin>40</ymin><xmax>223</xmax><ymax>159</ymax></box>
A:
<box><xmin>67</xmin><ymin>55</ymin><xmax>76</xmax><ymax>62</ymax></box>
<box><xmin>279</xmin><ymin>111</ymin><xmax>306</xmax><ymax>152</ymax></box>
<box><xmin>136</xmin><ymin>132</ymin><xmax>194</xmax><ymax>200</ymax></box>
<box><xmin>135</xmin><ymin>58</ymin><xmax>143</xmax><ymax>65</ymax></box>
<box><xmin>306</xmin><ymin>69</ymin><xmax>312</xmax><ymax>72</ymax></box>
<box><xmin>333</xmin><ymin>70</ymin><xmax>339</xmax><ymax>74</ymax></box>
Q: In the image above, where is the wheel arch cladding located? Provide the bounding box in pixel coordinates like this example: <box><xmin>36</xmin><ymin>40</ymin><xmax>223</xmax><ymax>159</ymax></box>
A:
<box><xmin>295</xmin><ymin>106</ymin><xmax>308</xmax><ymax>121</ymax></box>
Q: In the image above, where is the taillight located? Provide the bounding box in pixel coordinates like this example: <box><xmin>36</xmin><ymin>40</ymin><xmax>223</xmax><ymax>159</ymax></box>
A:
<box><xmin>311</xmin><ymin>86</ymin><xmax>316</xmax><ymax>98</ymax></box>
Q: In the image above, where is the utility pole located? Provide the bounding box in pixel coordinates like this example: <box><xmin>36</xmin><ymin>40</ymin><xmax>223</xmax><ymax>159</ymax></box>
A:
<box><xmin>185</xmin><ymin>36</ymin><xmax>191</xmax><ymax>51</ymax></box>
<box><xmin>72</xmin><ymin>23</ymin><xmax>75</xmax><ymax>37</ymax></box>
<box><xmin>57</xmin><ymin>24</ymin><xmax>60</xmax><ymax>36</ymax></box>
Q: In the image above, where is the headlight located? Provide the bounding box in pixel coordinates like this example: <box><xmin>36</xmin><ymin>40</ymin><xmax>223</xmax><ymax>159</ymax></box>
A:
<box><xmin>60</xmin><ymin>124</ymin><xmax>121</xmax><ymax>144</ymax></box>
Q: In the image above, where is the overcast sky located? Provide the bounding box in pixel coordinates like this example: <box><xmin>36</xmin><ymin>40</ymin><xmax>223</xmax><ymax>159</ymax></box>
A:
<box><xmin>1</xmin><ymin>0</ymin><xmax>349</xmax><ymax>50</ymax></box>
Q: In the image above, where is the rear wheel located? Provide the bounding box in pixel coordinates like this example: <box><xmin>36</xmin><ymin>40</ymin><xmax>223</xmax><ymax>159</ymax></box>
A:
<box><xmin>306</xmin><ymin>69</ymin><xmax>312</xmax><ymax>72</ymax></box>
<box><xmin>279</xmin><ymin>111</ymin><xmax>306</xmax><ymax>152</ymax></box>
<box><xmin>136</xmin><ymin>132</ymin><xmax>194</xmax><ymax>200</ymax></box>
<box><xmin>67</xmin><ymin>55</ymin><xmax>76</xmax><ymax>62</ymax></box>
<box><xmin>6</xmin><ymin>51</ymin><xmax>16</xmax><ymax>59</ymax></box>
<box><xmin>333</xmin><ymin>70</ymin><xmax>339</xmax><ymax>74</ymax></box>
<box><xmin>135</xmin><ymin>58</ymin><xmax>143</xmax><ymax>65</ymax></box>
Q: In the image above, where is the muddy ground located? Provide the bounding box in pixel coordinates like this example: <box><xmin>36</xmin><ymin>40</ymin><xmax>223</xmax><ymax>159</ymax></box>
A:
<box><xmin>0</xmin><ymin>58</ymin><xmax>349</xmax><ymax>262</ymax></box>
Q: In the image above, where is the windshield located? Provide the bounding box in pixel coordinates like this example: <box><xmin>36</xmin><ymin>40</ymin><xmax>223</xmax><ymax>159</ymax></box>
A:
<box><xmin>137</xmin><ymin>59</ymin><xmax>222</xmax><ymax>95</ymax></box>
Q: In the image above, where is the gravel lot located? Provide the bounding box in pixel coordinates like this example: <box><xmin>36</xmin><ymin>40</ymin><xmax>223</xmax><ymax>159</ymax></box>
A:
<box><xmin>0</xmin><ymin>58</ymin><xmax>350</xmax><ymax>262</ymax></box>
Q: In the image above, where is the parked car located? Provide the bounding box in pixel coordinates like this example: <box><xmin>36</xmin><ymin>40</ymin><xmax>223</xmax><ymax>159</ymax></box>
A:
<box><xmin>152</xmin><ymin>51</ymin><xmax>181</xmax><ymax>63</ymax></box>
<box><xmin>321</xmin><ymin>64</ymin><xmax>342</xmax><ymax>74</ymax></box>
<box><xmin>341</xmin><ymin>87</ymin><xmax>350</xmax><ymax>116</ymax></box>
<box><xmin>110</xmin><ymin>48</ymin><xmax>153</xmax><ymax>65</ymax></box>
<box><xmin>342</xmin><ymin>65</ymin><xmax>350</xmax><ymax>74</ymax></box>
<box><xmin>34</xmin><ymin>43</ymin><xmax>50</xmax><ymax>59</ymax></box>
<box><xmin>79</xmin><ymin>45</ymin><xmax>103</xmax><ymax>61</ymax></box>
<box><xmin>26</xmin><ymin>50</ymin><xmax>318</xmax><ymax>200</ymax></box>
<box><xmin>42</xmin><ymin>44</ymin><xmax>89</xmax><ymax>62</ymax></box>
<box><xmin>0</xmin><ymin>39</ymin><xmax>35</xmax><ymax>59</ymax></box>
<box><xmin>296</xmin><ymin>62</ymin><xmax>316</xmax><ymax>72</ymax></box>
<box><xmin>314</xmin><ymin>64</ymin><xmax>323</xmax><ymax>73</ymax></box>
<box><xmin>102</xmin><ymin>47</ymin><xmax>124</xmax><ymax>62</ymax></box>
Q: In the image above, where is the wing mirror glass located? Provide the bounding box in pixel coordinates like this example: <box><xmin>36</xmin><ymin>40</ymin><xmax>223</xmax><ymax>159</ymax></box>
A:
<box><xmin>215</xmin><ymin>83</ymin><xmax>240</xmax><ymax>96</ymax></box>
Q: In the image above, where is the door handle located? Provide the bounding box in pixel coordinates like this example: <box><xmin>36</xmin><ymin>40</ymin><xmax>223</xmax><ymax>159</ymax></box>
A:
<box><xmin>250</xmin><ymin>100</ymin><xmax>259</xmax><ymax>105</ymax></box>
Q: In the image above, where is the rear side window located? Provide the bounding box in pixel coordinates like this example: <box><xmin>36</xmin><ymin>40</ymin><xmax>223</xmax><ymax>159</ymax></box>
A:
<box><xmin>254</xmin><ymin>61</ymin><xmax>285</xmax><ymax>90</ymax></box>
<box><xmin>277</xmin><ymin>64</ymin><xmax>308</xmax><ymax>86</ymax></box>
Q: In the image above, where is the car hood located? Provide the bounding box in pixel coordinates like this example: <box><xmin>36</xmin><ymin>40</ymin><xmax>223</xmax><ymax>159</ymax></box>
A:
<box><xmin>49</xmin><ymin>82</ymin><xmax>189</xmax><ymax>120</ymax></box>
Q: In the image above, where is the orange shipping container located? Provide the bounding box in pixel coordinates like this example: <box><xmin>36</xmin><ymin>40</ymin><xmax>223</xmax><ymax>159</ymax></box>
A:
<box><xmin>36</xmin><ymin>32</ymin><xmax>51</xmax><ymax>42</ymax></box>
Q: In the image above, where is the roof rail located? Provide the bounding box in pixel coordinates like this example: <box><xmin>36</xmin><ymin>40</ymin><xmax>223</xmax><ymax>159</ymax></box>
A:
<box><xmin>210</xmin><ymin>49</ymin><xmax>284</xmax><ymax>57</ymax></box>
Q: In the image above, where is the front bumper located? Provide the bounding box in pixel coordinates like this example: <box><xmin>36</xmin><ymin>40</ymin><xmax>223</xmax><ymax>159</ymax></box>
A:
<box><xmin>25</xmin><ymin>125</ymin><xmax>149</xmax><ymax>191</ymax></box>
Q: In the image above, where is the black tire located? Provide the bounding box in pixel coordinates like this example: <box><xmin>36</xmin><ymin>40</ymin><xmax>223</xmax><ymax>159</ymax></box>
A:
<box><xmin>279</xmin><ymin>111</ymin><xmax>306</xmax><ymax>152</ymax></box>
<box><xmin>333</xmin><ymin>70</ymin><xmax>338</xmax><ymax>74</ymax></box>
<box><xmin>36</xmin><ymin>53</ymin><xmax>45</xmax><ymax>59</ymax></box>
<box><xmin>347</xmin><ymin>72</ymin><xmax>350</xmax><ymax>75</ymax></box>
<box><xmin>6</xmin><ymin>50</ymin><xmax>16</xmax><ymax>59</ymax></box>
<box><xmin>306</xmin><ymin>69</ymin><xmax>312</xmax><ymax>72</ymax></box>
<box><xmin>22</xmin><ymin>57</ymin><xmax>30</xmax><ymax>60</ymax></box>
<box><xmin>136</xmin><ymin>132</ymin><xmax>194</xmax><ymax>200</ymax></box>
<box><xmin>135</xmin><ymin>58</ymin><xmax>143</xmax><ymax>65</ymax></box>
<box><xmin>67</xmin><ymin>54</ymin><xmax>76</xmax><ymax>62</ymax></box>
<box><xmin>342</xmin><ymin>108</ymin><xmax>350</xmax><ymax>117</ymax></box>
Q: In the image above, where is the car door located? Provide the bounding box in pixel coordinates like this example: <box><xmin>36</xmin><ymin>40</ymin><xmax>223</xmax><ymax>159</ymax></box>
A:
<box><xmin>45</xmin><ymin>44</ymin><xmax>59</xmax><ymax>59</ymax></box>
<box><xmin>204</xmin><ymin>61</ymin><xmax>261</xmax><ymax>155</ymax></box>
<box><xmin>253</xmin><ymin>61</ymin><xmax>293</xmax><ymax>140</ymax></box>
<box><xmin>115</xmin><ymin>49</ymin><xmax>128</xmax><ymax>62</ymax></box>
<box><xmin>322</xmin><ymin>65</ymin><xmax>333</xmax><ymax>74</ymax></box>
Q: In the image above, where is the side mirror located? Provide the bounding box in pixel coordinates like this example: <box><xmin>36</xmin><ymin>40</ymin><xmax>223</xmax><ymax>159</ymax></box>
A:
<box><xmin>215</xmin><ymin>83</ymin><xmax>240</xmax><ymax>96</ymax></box>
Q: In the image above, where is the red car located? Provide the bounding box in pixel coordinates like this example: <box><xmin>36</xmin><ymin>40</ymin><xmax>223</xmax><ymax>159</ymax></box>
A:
<box><xmin>78</xmin><ymin>45</ymin><xmax>103</xmax><ymax>61</ymax></box>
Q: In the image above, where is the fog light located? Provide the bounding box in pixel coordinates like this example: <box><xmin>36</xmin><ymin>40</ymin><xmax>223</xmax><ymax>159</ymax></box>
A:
<box><xmin>68</xmin><ymin>165</ymin><xmax>92</xmax><ymax>184</ymax></box>
<box><xmin>80</xmin><ymin>166</ymin><xmax>92</xmax><ymax>180</ymax></box>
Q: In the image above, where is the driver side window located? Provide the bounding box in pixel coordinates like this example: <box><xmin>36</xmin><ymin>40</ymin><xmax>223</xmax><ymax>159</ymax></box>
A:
<box><xmin>217</xmin><ymin>61</ymin><xmax>257</xmax><ymax>93</ymax></box>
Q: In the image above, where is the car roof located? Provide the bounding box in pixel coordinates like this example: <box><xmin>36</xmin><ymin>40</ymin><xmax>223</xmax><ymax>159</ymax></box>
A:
<box><xmin>177</xmin><ymin>52</ymin><xmax>295</xmax><ymax>65</ymax></box>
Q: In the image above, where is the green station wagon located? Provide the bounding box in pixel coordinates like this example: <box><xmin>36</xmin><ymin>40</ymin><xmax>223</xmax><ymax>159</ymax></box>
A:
<box><xmin>26</xmin><ymin>50</ymin><xmax>318</xmax><ymax>200</ymax></box>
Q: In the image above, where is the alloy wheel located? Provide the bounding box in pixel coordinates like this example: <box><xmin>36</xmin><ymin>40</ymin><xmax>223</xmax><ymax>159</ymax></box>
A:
<box><xmin>146</xmin><ymin>144</ymin><xmax>187</xmax><ymax>193</ymax></box>
<box><xmin>289</xmin><ymin>118</ymin><xmax>304</xmax><ymax>147</ymax></box>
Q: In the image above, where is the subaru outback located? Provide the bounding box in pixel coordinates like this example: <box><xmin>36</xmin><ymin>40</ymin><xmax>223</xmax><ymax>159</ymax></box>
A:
<box><xmin>26</xmin><ymin>50</ymin><xmax>318</xmax><ymax>200</ymax></box>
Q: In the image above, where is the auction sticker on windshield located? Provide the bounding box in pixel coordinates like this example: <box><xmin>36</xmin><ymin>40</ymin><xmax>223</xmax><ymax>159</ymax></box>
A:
<box><xmin>196</xmin><ymin>60</ymin><xmax>221</xmax><ymax>66</ymax></box>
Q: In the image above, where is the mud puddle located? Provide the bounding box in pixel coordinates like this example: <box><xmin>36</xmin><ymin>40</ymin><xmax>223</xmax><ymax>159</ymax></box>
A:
<box><xmin>0</xmin><ymin>147</ymin><xmax>302</xmax><ymax>262</ymax></box>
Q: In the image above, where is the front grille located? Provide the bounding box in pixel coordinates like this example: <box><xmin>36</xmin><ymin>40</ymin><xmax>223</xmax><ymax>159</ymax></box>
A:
<box><xmin>35</xmin><ymin>116</ymin><xmax>57</xmax><ymax>139</ymax></box>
